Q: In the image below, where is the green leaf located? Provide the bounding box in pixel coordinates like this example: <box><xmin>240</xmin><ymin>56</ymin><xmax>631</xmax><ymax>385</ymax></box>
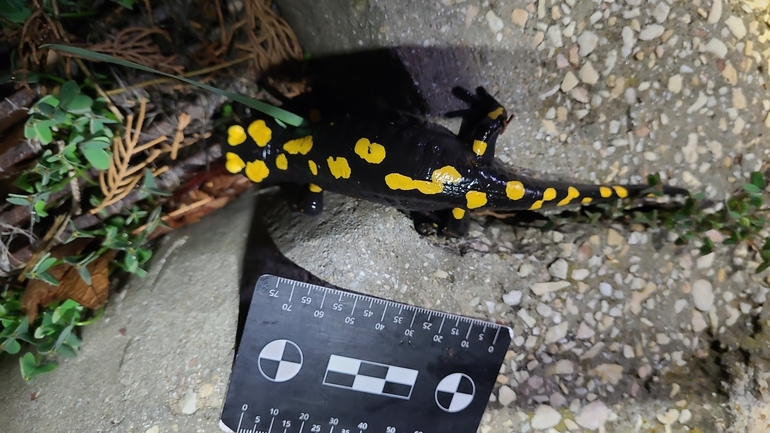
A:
<box><xmin>90</xmin><ymin>118</ymin><xmax>104</xmax><ymax>134</ymax></box>
<box><xmin>42</xmin><ymin>44</ymin><xmax>306</xmax><ymax>127</ymax></box>
<box><xmin>137</xmin><ymin>248</ymin><xmax>152</xmax><ymax>264</ymax></box>
<box><xmin>33</xmin><ymin>120</ymin><xmax>53</xmax><ymax>144</ymax></box>
<box><xmin>111</xmin><ymin>0</ymin><xmax>135</xmax><ymax>9</ymax></box>
<box><xmin>743</xmin><ymin>183</ymin><xmax>761</xmax><ymax>195</ymax></box>
<box><xmin>19</xmin><ymin>353</ymin><xmax>36</xmax><ymax>378</ymax></box>
<box><xmin>81</xmin><ymin>141</ymin><xmax>112</xmax><ymax>170</ymax></box>
<box><xmin>0</xmin><ymin>0</ymin><xmax>32</xmax><ymax>24</ymax></box>
<box><xmin>36</xmin><ymin>256</ymin><xmax>58</xmax><ymax>273</ymax></box>
<box><xmin>37</xmin><ymin>102</ymin><xmax>56</xmax><ymax>117</ymax></box>
<box><xmin>750</xmin><ymin>171</ymin><xmax>766</xmax><ymax>189</ymax></box>
<box><xmin>53</xmin><ymin>108</ymin><xmax>68</xmax><ymax>123</ymax></box>
<box><xmin>36</xmin><ymin>271</ymin><xmax>60</xmax><ymax>286</ymax></box>
<box><xmin>6</xmin><ymin>195</ymin><xmax>30</xmax><ymax>206</ymax></box>
<box><xmin>77</xmin><ymin>266</ymin><xmax>92</xmax><ymax>286</ymax></box>
<box><xmin>33</xmin><ymin>199</ymin><xmax>48</xmax><ymax>218</ymax></box>
<box><xmin>124</xmin><ymin>253</ymin><xmax>139</xmax><ymax>273</ymax></box>
<box><xmin>3</xmin><ymin>338</ymin><xmax>20</xmax><ymax>354</ymax></box>
<box><xmin>62</xmin><ymin>94</ymin><xmax>93</xmax><ymax>114</ymax></box>
<box><xmin>58</xmin><ymin>80</ymin><xmax>80</xmax><ymax>103</ymax></box>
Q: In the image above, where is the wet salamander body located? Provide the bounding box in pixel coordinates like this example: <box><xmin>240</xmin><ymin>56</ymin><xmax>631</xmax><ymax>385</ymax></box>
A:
<box><xmin>224</xmin><ymin>87</ymin><xmax>688</xmax><ymax>236</ymax></box>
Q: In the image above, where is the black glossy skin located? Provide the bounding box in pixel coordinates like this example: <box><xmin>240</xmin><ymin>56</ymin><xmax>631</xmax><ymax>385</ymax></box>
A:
<box><xmin>224</xmin><ymin>87</ymin><xmax>688</xmax><ymax>236</ymax></box>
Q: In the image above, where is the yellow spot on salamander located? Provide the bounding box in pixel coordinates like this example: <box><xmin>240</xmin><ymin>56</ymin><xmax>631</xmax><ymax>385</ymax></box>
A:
<box><xmin>227</xmin><ymin>125</ymin><xmax>247</xmax><ymax>146</ymax></box>
<box><xmin>557</xmin><ymin>186</ymin><xmax>580</xmax><ymax>206</ymax></box>
<box><xmin>247</xmin><ymin>120</ymin><xmax>272</xmax><ymax>147</ymax></box>
<box><xmin>308</xmin><ymin>160</ymin><xmax>318</xmax><ymax>175</ymax></box>
<box><xmin>465</xmin><ymin>191</ymin><xmax>487</xmax><ymax>209</ymax></box>
<box><xmin>327</xmin><ymin>156</ymin><xmax>351</xmax><ymax>179</ymax></box>
<box><xmin>309</xmin><ymin>109</ymin><xmax>322</xmax><ymax>123</ymax></box>
<box><xmin>452</xmin><ymin>208</ymin><xmax>466</xmax><ymax>220</ymax></box>
<box><xmin>613</xmin><ymin>185</ymin><xmax>629</xmax><ymax>198</ymax></box>
<box><xmin>275</xmin><ymin>154</ymin><xmax>288</xmax><ymax>170</ymax></box>
<box><xmin>529</xmin><ymin>187</ymin><xmax>557</xmax><ymax>210</ymax></box>
<box><xmin>284</xmin><ymin>136</ymin><xmax>313</xmax><ymax>155</ymax></box>
<box><xmin>581</xmin><ymin>197</ymin><xmax>593</xmax><ymax>204</ymax></box>
<box><xmin>599</xmin><ymin>186</ymin><xmax>613</xmax><ymax>198</ymax></box>
<box><xmin>225</xmin><ymin>152</ymin><xmax>245</xmax><ymax>173</ymax></box>
<box><xmin>384</xmin><ymin>173</ymin><xmax>443</xmax><ymax>195</ymax></box>
<box><xmin>309</xmin><ymin>183</ymin><xmax>322</xmax><ymax>193</ymax></box>
<box><xmin>431</xmin><ymin>166</ymin><xmax>463</xmax><ymax>184</ymax></box>
<box><xmin>245</xmin><ymin>160</ymin><xmax>269</xmax><ymax>183</ymax></box>
<box><xmin>487</xmin><ymin>107</ymin><xmax>504</xmax><ymax>119</ymax></box>
<box><xmin>472</xmin><ymin>140</ymin><xmax>487</xmax><ymax>156</ymax></box>
<box><xmin>506</xmin><ymin>181</ymin><xmax>525</xmax><ymax>200</ymax></box>
<box><xmin>354</xmin><ymin>138</ymin><xmax>386</xmax><ymax>164</ymax></box>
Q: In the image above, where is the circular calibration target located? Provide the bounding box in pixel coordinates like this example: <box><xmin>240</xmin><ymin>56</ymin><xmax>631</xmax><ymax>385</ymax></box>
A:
<box><xmin>434</xmin><ymin>373</ymin><xmax>476</xmax><ymax>413</ymax></box>
<box><xmin>257</xmin><ymin>339</ymin><xmax>303</xmax><ymax>382</ymax></box>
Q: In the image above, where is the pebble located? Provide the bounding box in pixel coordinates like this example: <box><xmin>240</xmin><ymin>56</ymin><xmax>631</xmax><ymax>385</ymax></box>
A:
<box><xmin>607</xmin><ymin>229</ymin><xmax>623</xmax><ymax>246</ymax></box>
<box><xmin>577</xmin><ymin>322</ymin><xmax>595</xmax><ymax>339</ymax></box>
<box><xmin>571</xmin><ymin>268</ymin><xmax>590</xmax><ymax>281</ymax></box>
<box><xmin>561</xmin><ymin>71</ymin><xmax>579</xmax><ymax>92</ymax></box>
<box><xmin>725</xmin><ymin>16</ymin><xmax>746</xmax><ymax>39</ymax></box>
<box><xmin>486</xmin><ymin>11</ymin><xmax>504</xmax><ymax>33</ymax></box>
<box><xmin>657</xmin><ymin>409</ymin><xmax>680</xmax><ymax>425</ymax></box>
<box><xmin>503</xmin><ymin>290</ymin><xmax>523</xmax><ymax>306</ymax></box>
<box><xmin>707</xmin><ymin>0</ymin><xmax>722</xmax><ymax>23</ymax></box>
<box><xmin>550</xmin><ymin>392</ymin><xmax>567</xmax><ymax>407</ymax></box>
<box><xmin>679</xmin><ymin>409</ymin><xmax>693</xmax><ymax>424</ymax></box>
<box><xmin>146</xmin><ymin>427</ymin><xmax>159</xmax><ymax>433</ymax></box>
<box><xmin>765</xmin><ymin>112</ymin><xmax>770</xmax><ymax>128</ymax></box>
<box><xmin>590</xmin><ymin>364</ymin><xmax>623</xmax><ymax>385</ymax></box>
<box><xmin>547</xmin><ymin>25</ymin><xmax>563</xmax><ymax>47</ymax></box>
<box><xmin>181</xmin><ymin>389</ymin><xmax>198</xmax><ymax>414</ymax></box>
<box><xmin>668</xmin><ymin>74</ymin><xmax>683</xmax><ymax>93</ymax></box>
<box><xmin>705</xmin><ymin>38</ymin><xmax>728</xmax><ymax>58</ymax></box>
<box><xmin>546</xmin><ymin>359</ymin><xmax>574</xmax><ymax>375</ymax></box>
<box><xmin>697</xmin><ymin>253</ymin><xmax>715</xmax><ymax>269</ymax></box>
<box><xmin>511</xmin><ymin>9</ymin><xmax>528</xmax><ymax>27</ymax></box>
<box><xmin>692</xmin><ymin>279</ymin><xmax>715</xmax><ymax>311</ymax></box>
<box><xmin>653</xmin><ymin>3</ymin><xmax>670</xmax><ymax>23</ymax></box>
<box><xmin>545</xmin><ymin>322</ymin><xmax>569</xmax><ymax>344</ymax></box>
<box><xmin>199</xmin><ymin>383</ymin><xmax>213</xmax><ymax>398</ymax></box>
<box><xmin>549</xmin><ymin>259</ymin><xmax>569</xmax><ymax>279</ymax></box>
<box><xmin>639</xmin><ymin>24</ymin><xmax>665</xmax><ymax>40</ymax></box>
<box><xmin>531</xmin><ymin>281</ymin><xmax>571</xmax><ymax>295</ymax></box>
<box><xmin>531</xmin><ymin>405</ymin><xmax>562</xmax><ymax>429</ymax></box>
<box><xmin>599</xmin><ymin>282</ymin><xmax>613</xmax><ymax>297</ymax></box>
<box><xmin>498</xmin><ymin>385</ymin><xmax>516</xmax><ymax>406</ymax></box>
<box><xmin>577</xmin><ymin>31</ymin><xmax>599</xmax><ymax>56</ymax></box>
<box><xmin>519</xmin><ymin>263</ymin><xmax>534</xmax><ymax>277</ymax></box>
<box><xmin>434</xmin><ymin>269</ymin><xmax>449</xmax><ymax>279</ymax></box>
<box><xmin>692</xmin><ymin>310</ymin><xmax>709</xmax><ymax>332</ymax></box>
<box><xmin>578</xmin><ymin>62</ymin><xmax>599</xmax><ymax>85</ymax></box>
<box><xmin>575</xmin><ymin>400</ymin><xmax>610</xmax><ymax>430</ymax></box>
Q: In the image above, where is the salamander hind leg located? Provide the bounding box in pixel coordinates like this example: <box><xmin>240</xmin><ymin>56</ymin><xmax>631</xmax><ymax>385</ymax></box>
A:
<box><xmin>445</xmin><ymin>86</ymin><xmax>510</xmax><ymax>165</ymax></box>
<box><xmin>279</xmin><ymin>183</ymin><xmax>325</xmax><ymax>216</ymax></box>
<box><xmin>409</xmin><ymin>208</ymin><xmax>470</xmax><ymax>237</ymax></box>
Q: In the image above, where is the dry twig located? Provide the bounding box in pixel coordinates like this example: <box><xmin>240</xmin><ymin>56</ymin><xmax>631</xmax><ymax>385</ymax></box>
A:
<box><xmin>235</xmin><ymin>0</ymin><xmax>303</xmax><ymax>73</ymax></box>
<box><xmin>90</xmin><ymin>27</ymin><xmax>184</xmax><ymax>75</ymax></box>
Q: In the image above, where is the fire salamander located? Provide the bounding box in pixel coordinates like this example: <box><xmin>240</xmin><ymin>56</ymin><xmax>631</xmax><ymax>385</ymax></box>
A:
<box><xmin>224</xmin><ymin>86</ymin><xmax>688</xmax><ymax>236</ymax></box>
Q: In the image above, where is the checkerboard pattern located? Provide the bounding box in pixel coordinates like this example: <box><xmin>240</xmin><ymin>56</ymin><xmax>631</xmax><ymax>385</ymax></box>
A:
<box><xmin>322</xmin><ymin>355</ymin><xmax>419</xmax><ymax>400</ymax></box>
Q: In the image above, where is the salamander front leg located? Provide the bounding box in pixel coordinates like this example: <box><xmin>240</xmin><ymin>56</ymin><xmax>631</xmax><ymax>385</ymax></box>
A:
<box><xmin>409</xmin><ymin>207</ymin><xmax>470</xmax><ymax>237</ymax></box>
<box><xmin>446</xmin><ymin>86</ymin><xmax>510</xmax><ymax>165</ymax></box>
<box><xmin>280</xmin><ymin>183</ymin><xmax>325</xmax><ymax>216</ymax></box>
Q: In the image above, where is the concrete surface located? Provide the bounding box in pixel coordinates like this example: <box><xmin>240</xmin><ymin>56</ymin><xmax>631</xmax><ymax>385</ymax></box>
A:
<box><xmin>3</xmin><ymin>0</ymin><xmax>770</xmax><ymax>432</ymax></box>
<box><xmin>0</xmin><ymin>193</ymin><xmax>250</xmax><ymax>432</ymax></box>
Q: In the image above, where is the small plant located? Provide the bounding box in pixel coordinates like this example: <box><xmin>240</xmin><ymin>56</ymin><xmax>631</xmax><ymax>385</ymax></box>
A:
<box><xmin>8</xmin><ymin>80</ymin><xmax>119</xmax><ymax>222</ymax></box>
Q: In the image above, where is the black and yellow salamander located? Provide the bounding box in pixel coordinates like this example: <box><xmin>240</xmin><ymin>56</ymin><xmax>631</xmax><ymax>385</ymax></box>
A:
<box><xmin>224</xmin><ymin>86</ymin><xmax>688</xmax><ymax>237</ymax></box>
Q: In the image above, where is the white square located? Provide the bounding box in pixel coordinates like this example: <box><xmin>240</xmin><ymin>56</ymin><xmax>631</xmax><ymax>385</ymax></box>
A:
<box><xmin>352</xmin><ymin>376</ymin><xmax>386</xmax><ymax>394</ymax></box>
<box><xmin>385</xmin><ymin>366</ymin><xmax>419</xmax><ymax>386</ymax></box>
<box><xmin>326</xmin><ymin>355</ymin><xmax>361</xmax><ymax>375</ymax></box>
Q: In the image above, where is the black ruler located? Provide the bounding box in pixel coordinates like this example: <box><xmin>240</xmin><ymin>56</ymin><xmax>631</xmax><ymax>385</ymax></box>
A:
<box><xmin>220</xmin><ymin>275</ymin><xmax>512</xmax><ymax>433</ymax></box>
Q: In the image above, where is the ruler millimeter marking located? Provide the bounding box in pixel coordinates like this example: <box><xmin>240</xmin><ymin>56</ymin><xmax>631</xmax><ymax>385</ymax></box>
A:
<box><xmin>220</xmin><ymin>274</ymin><xmax>512</xmax><ymax>433</ymax></box>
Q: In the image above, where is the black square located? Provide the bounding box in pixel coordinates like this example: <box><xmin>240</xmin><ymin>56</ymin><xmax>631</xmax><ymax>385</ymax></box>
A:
<box><xmin>456</xmin><ymin>376</ymin><xmax>474</xmax><ymax>394</ymax></box>
<box><xmin>358</xmin><ymin>362</ymin><xmax>389</xmax><ymax>378</ymax></box>
<box><xmin>258</xmin><ymin>359</ymin><xmax>280</xmax><ymax>380</ymax></box>
<box><xmin>324</xmin><ymin>371</ymin><xmax>356</xmax><ymax>387</ymax></box>
<box><xmin>382</xmin><ymin>381</ymin><xmax>412</xmax><ymax>397</ymax></box>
